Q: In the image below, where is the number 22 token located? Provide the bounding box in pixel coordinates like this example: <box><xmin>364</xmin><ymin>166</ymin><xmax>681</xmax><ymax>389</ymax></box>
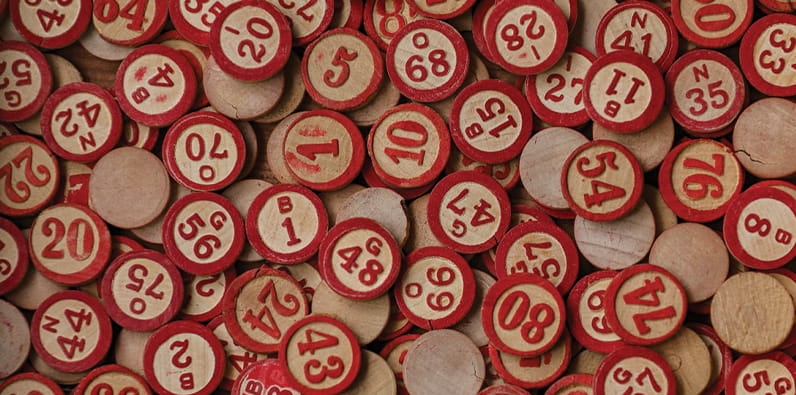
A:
<box><xmin>0</xmin><ymin>135</ymin><xmax>59</xmax><ymax>217</ymax></box>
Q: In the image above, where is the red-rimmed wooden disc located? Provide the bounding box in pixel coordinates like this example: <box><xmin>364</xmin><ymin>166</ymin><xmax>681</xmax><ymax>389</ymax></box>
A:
<box><xmin>0</xmin><ymin>372</ymin><xmax>64</xmax><ymax>395</ymax></box>
<box><xmin>29</xmin><ymin>203</ymin><xmax>111</xmax><ymax>286</ymax></box>
<box><xmin>278</xmin><ymin>315</ymin><xmax>361</xmax><ymax>395</ymax></box>
<box><xmin>726</xmin><ymin>352</ymin><xmax>796</xmax><ymax>395</ymax></box>
<box><xmin>72</xmin><ymin>364</ymin><xmax>150</xmax><ymax>395</ymax></box>
<box><xmin>488</xmin><ymin>332</ymin><xmax>572</xmax><ymax>389</ymax></box>
<box><xmin>363</xmin><ymin>0</ymin><xmax>427</xmax><ymax>52</ymax></box>
<box><xmin>0</xmin><ymin>217</ymin><xmax>28</xmax><ymax>295</ymax></box>
<box><xmin>100</xmin><ymin>250</ymin><xmax>184</xmax><ymax>331</ymax></box>
<box><xmin>162</xmin><ymin>111</ymin><xmax>245</xmax><ymax>192</ymax></box>
<box><xmin>230</xmin><ymin>358</ymin><xmax>300</xmax><ymax>395</ymax></box>
<box><xmin>595</xmin><ymin>0</ymin><xmax>678</xmax><ymax>70</ymax></box>
<box><xmin>524</xmin><ymin>47</ymin><xmax>595</xmax><ymax>128</ymax></box>
<box><xmin>427</xmin><ymin>170</ymin><xmax>511</xmax><ymax>254</ymax></box>
<box><xmin>688</xmin><ymin>323</ymin><xmax>732</xmax><ymax>395</ymax></box>
<box><xmin>604</xmin><ymin>264</ymin><xmax>687</xmax><ymax>346</ymax></box>
<box><xmin>319</xmin><ymin>217</ymin><xmax>401</xmax><ymax>300</ymax></box>
<box><xmin>0</xmin><ymin>41</ymin><xmax>53</xmax><ymax>122</ymax></box>
<box><xmin>402</xmin><ymin>329</ymin><xmax>485</xmax><ymax>394</ymax></box>
<box><xmin>739</xmin><ymin>13</ymin><xmax>796</xmax><ymax>97</ymax></box>
<box><xmin>449</xmin><ymin>79</ymin><xmax>533</xmax><ymax>165</ymax></box>
<box><xmin>385</xmin><ymin>19</ymin><xmax>469</xmax><ymax>102</ymax></box>
<box><xmin>271</xmin><ymin>0</ymin><xmax>334</xmax><ymax>46</ymax></box>
<box><xmin>544</xmin><ymin>373</ymin><xmax>594</xmax><ymax>395</ymax></box>
<box><xmin>567</xmin><ymin>271</ymin><xmax>625</xmax><ymax>354</ymax></box>
<box><xmin>446</xmin><ymin>150</ymin><xmax>521</xmax><ymax>191</ymax></box>
<box><xmin>10</xmin><ymin>0</ymin><xmax>91</xmax><ymax>49</ymax></box>
<box><xmin>92</xmin><ymin>0</ymin><xmax>168</xmax><ymax>46</ymax></box>
<box><xmin>380</xmin><ymin>333</ymin><xmax>419</xmax><ymax>380</ymax></box>
<box><xmin>206</xmin><ymin>316</ymin><xmax>268</xmax><ymax>391</ymax></box>
<box><xmin>168</xmin><ymin>0</ymin><xmax>238</xmax><ymax>47</ymax></box>
<box><xmin>331</xmin><ymin>0</ymin><xmax>363</xmax><ymax>30</ymax></box>
<box><xmin>658</xmin><ymin>138</ymin><xmax>743</xmax><ymax>223</ymax></box>
<box><xmin>367</xmin><ymin>103</ymin><xmax>450</xmax><ymax>189</ymax></box>
<box><xmin>143</xmin><ymin>320</ymin><xmax>225</xmax><ymax>395</ymax></box>
<box><xmin>480</xmin><ymin>384</ymin><xmax>531</xmax><ymax>395</ymax></box>
<box><xmin>593</xmin><ymin>345</ymin><xmax>677</xmax><ymax>395</ymax></box>
<box><xmin>407</xmin><ymin>0</ymin><xmax>474</xmax><ymax>19</ymax></box>
<box><xmin>180</xmin><ymin>268</ymin><xmax>235</xmax><ymax>323</ymax></box>
<box><xmin>394</xmin><ymin>246</ymin><xmax>475</xmax><ymax>329</ymax></box>
<box><xmin>670</xmin><ymin>0</ymin><xmax>753</xmax><ymax>49</ymax></box>
<box><xmin>118</xmin><ymin>118</ymin><xmax>158</xmax><ymax>151</ymax></box>
<box><xmin>361</xmin><ymin>159</ymin><xmax>435</xmax><ymax>200</ymax></box>
<box><xmin>471</xmin><ymin>0</ymin><xmax>500</xmax><ymax>64</ymax></box>
<box><xmin>0</xmin><ymin>299</ymin><xmax>29</xmax><ymax>379</ymax></box>
<box><xmin>30</xmin><ymin>290</ymin><xmax>112</xmax><ymax>373</ymax></box>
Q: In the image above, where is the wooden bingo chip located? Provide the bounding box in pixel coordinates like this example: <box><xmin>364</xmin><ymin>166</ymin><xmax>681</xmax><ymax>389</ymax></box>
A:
<box><xmin>447</xmin><ymin>151</ymin><xmax>521</xmax><ymax>191</ymax></box>
<box><xmin>270</xmin><ymin>0</ymin><xmax>333</xmax><ymax>46</ymax></box>
<box><xmin>114</xmin><ymin>44</ymin><xmax>197</xmax><ymax>127</ymax></box>
<box><xmin>9</xmin><ymin>0</ymin><xmax>91</xmax><ymax>48</ymax></box>
<box><xmin>363</xmin><ymin>0</ymin><xmax>426</xmax><ymax>51</ymax></box>
<box><xmin>394</xmin><ymin>246</ymin><xmax>475</xmax><ymax>330</ymax></box>
<box><xmin>688</xmin><ymin>323</ymin><xmax>732</xmax><ymax>395</ymax></box>
<box><xmin>524</xmin><ymin>47</ymin><xmax>595</xmax><ymax>128</ymax></box>
<box><xmin>29</xmin><ymin>203</ymin><xmax>110</xmax><ymax>285</ymax></box>
<box><xmin>649</xmin><ymin>327</ymin><xmax>712</xmax><ymax>394</ymax></box>
<box><xmin>0</xmin><ymin>41</ymin><xmax>53</xmax><ymax>122</ymax></box>
<box><xmin>595</xmin><ymin>0</ymin><xmax>678</xmax><ymax>70</ymax></box>
<box><xmin>658</xmin><ymin>139</ymin><xmax>743</xmax><ymax>223</ymax></box>
<box><xmin>427</xmin><ymin>170</ymin><xmax>511</xmax><ymax>254</ymax></box>
<box><xmin>302</xmin><ymin>28</ymin><xmax>383</xmax><ymax>111</ymax></box>
<box><xmin>385</xmin><ymin>19</ymin><xmax>469</xmax><ymax>102</ymax></box>
<box><xmin>206</xmin><ymin>316</ymin><xmax>267</xmax><ymax>390</ymax></box>
<box><xmin>452</xmin><ymin>269</ymin><xmax>496</xmax><ymax>347</ymax></box>
<box><xmin>208</xmin><ymin>0</ymin><xmax>291</xmax><ymax>81</ymax></box>
<box><xmin>247</xmin><ymin>184</ymin><xmax>327</xmax><ymax>264</ymax></box>
<box><xmin>278</xmin><ymin>315</ymin><xmax>361</xmax><ymax>395</ymax></box>
<box><xmin>274</xmin><ymin>261</ymin><xmax>323</xmax><ymax>303</ymax></box>
<box><xmin>180</xmin><ymin>268</ymin><xmax>235</xmax><ymax>322</ymax></box>
<box><xmin>283</xmin><ymin>109</ymin><xmax>364</xmax><ymax>191</ymax></box>
<box><xmin>0</xmin><ymin>373</ymin><xmax>64</xmax><ymax>395</ymax></box>
<box><xmin>406</xmin><ymin>0</ymin><xmax>474</xmax><ymax>19</ymax></box>
<box><xmin>92</xmin><ymin>0</ymin><xmax>168</xmax><ymax>46</ymax></box>
<box><xmin>0</xmin><ymin>217</ymin><xmax>28</xmax><ymax>295</ymax></box>
<box><xmin>604</xmin><ymin>264</ymin><xmax>687</xmax><ymax>345</ymax></box>
<box><xmin>488</xmin><ymin>331</ymin><xmax>572</xmax><ymax>389</ymax></box>
<box><xmin>162</xmin><ymin>192</ymin><xmax>244</xmax><ymax>275</ymax></box>
<box><xmin>256</xmin><ymin>52</ymin><xmax>306</xmax><ymax>124</ymax></box>
<box><xmin>230</xmin><ymin>358</ymin><xmax>300</xmax><ymax>395</ymax></box>
<box><xmin>162</xmin><ymin>111</ymin><xmax>245</xmax><ymax>191</ymax></box>
<box><xmin>733</xmin><ymin>98</ymin><xmax>796</xmax><ymax>179</ymax></box>
<box><xmin>493</xmin><ymin>221</ymin><xmax>579</xmax><ymax>294</ymax></box>
<box><xmin>169</xmin><ymin>0</ymin><xmax>239</xmax><ymax>46</ymax></box>
<box><xmin>266</xmin><ymin>112</ymin><xmax>304</xmax><ymax>185</ymax></box>
<box><xmin>0</xmin><ymin>299</ymin><xmax>29</xmax><ymax>379</ymax></box>
<box><xmin>4</xmin><ymin>262</ymin><xmax>68</xmax><ymax>311</ymax></box>
<box><xmin>670</xmin><ymin>0</ymin><xmax>753</xmax><ymax>48</ymax></box>
<box><xmin>449</xmin><ymin>79</ymin><xmax>533</xmax><ymax>165</ymax></box>
<box><xmin>593</xmin><ymin>345</ymin><xmax>677</xmax><ymax>395</ymax></box>
<box><xmin>119</xmin><ymin>118</ymin><xmax>158</xmax><ymax>151</ymax></box>
<box><xmin>574</xmin><ymin>200</ymin><xmax>656</xmax><ymax>271</ymax></box>
<box><xmin>723</xmin><ymin>187</ymin><xmax>796</xmax><ymax>270</ymax></box>
<box><xmin>312</xmin><ymin>281</ymin><xmax>390</xmax><ymax>345</ymax></box>
<box><xmin>480</xmin><ymin>384</ymin><xmax>531</xmax><ymax>395</ymax></box>
<box><xmin>331</xmin><ymin>0</ymin><xmax>363</xmax><ymax>30</ymax></box>
<box><xmin>666</xmin><ymin>49</ymin><xmax>746</xmax><ymax>134</ymax></box>
<box><xmin>143</xmin><ymin>320</ymin><xmax>225</xmax><ymax>395</ymax></box>
<box><xmin>739</xmin><ymin>14</ymin><xmax>796</xmax><ymax>97</ymax></box>
<box><xmin>319</xmin><ymin>217</ymin><xmax>400</xmax><ymax>300</ymax></box>
<box><xmin>567</xmin><ymin>271</ymin><xmax>625</xmax><ymax>354</ymax></box>
<box><xmin>203</xmin><ymin>56</ymin><xmax>285</xmax><ymax>121</ymax></box>
<box><xmin>54</xmin><ymin>160</ymin><xmax>90</xmax><ymax>206</ymax></box>
<box><xmin>339</xmin><ymin>350</ymin><xmax>396</xmax><ymax>395</ymax></box>
<box><xmin>544</xmin><ymin>373</ymin><xmax>593</xmax><ymax>395</ymax></box>
<box><xmin>113</xmin><ymin>328</ymin><xmax>151</xmax><ymax>377</ymax></box>
<box><xmin>592</xmin><ymin>111</ymin><xmax>675</xmax><ymax>173</ymax></box>
<box><xmin>402</xmin><ymin>329</ymin><xmax>484</xmax><ymax>395</ymax></box>
<box><xmin>367</xmin><ymin>103</ymin><xmax>450</xmax><ymax>189</ymax></box>
<box><xmin>380</xmin><ymin>334</ymin><xmax>419</xmax><ymax>380</ymax></box>
<box><xmin>100</xmin><ymin>250</ymin><xmax>184</xmax><ymax>331</ymax></box>
<box><xmin>376</xmin><ymin>300</ymin><xmax>412</xmax><ymax>342</ymax></box>
<box><xmin>72</xmin><ymin>364</ymin><xmax>150</xmax><ymax>395</ymax></box>
<box><xmin>30</xmin><ymin>290</ymin><xmax>111</xmax><ymax>373</ymax></box>
<box><xmin>561</xmin><ymin>140</ymin><xmax>643</xmax><ymax>221</ymax></box>
<box><xmin>583</xmin><ymin>50</ymin><xmax>665</xmax><ymax>133</ymax></box>
<box><xmin>726</xmin><ymin>352</ymin><xmax>796</xmax><ymax>395</ymax></box>
<box><xmin>360</xmin><ymin>162</ymin><xmax>434</xmax><ymax>202</ymax></box>
<box><xmin>222</xmin><ymin>267</ymin><xmax>308</xmax><ymax>353</ymax></box>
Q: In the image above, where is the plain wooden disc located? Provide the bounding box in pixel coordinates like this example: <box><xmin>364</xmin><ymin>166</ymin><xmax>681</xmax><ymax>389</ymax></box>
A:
<box><xmin>574</xmin><ymin>200</ymin><xmax>656</xmax><ymax>270</ymax></box>
<box><xmin>319</xmin><ymin>183</ymin><xmax>366</xmax><ymax>227</ymax></box>
<box><xmin>592</xmin><ymin>110</ymin><xmax>674</xmax><ymax>173</ymax></box>
<box><xmin>520</xmin><ymin>127</ymin><xmax>589</xmax><ymax>210</ymax></box>
<box><xmin>129</xmin><ymin>183</ymin><xmax>191</xmax><ymax>244</ymax></box>
<box><xmin>650</xmin><ymin>327</ymin><xmax>712</xmax><ymax>395</ymax></box>
<box><xmin>568</xmin><ymin>349</ymin><xmax>607</xmax><ymax>375</ymax></box>
<box><xmin>255</xmin><ymin>52</ymin><xmax>305</xmax><ymax>124</ymax></box>
<box><xmin>570</xmin><ymin>0</ymin><xmax>617</xmax><ymax>53</ymax></box>
<box><xmin>89</xmin><ymin>147</ymin><xmax>170</xmax><ymax>229</ymax></box>
<box><xmin>78</xmin><ymin>24</ymin><xmax>135</xmax><ymax>61</ymax></box>
<box><xmin>29</xmin><ymin>349</ymin><xmax>86</xmax><ymax>385</ymax></box>
<box><xmin>113</xmin><ymin>328</ymin><xmax>152</xmax><ymax>378</ymax></box>
<box><xmin>405</xmin><ymin>194</ymin><xmax>445</xmax><ymax>253</ymax></box>
<box><xmin>650</xmin><ymin>222</ymin><xmax>729</xmax><ymax>303</ymax></box>
<box><xmin>642</xmin><ymin>185</ymin><xmax>678</xmax><ymax>237</ymax></box>
<box><xmin>222</xmin><ymin>179</ymin><xmax>274</xmax><ymax>262</ymax></box>
<box><xmin>340</xmin><ymin>350</ymin><xmax>397</xmax><ymax>395</ymax></box>
<box><xmin>5</xmin><ymin>266</ymin><xmax>68</xmax><ymax>311</ymax></box>
<box><xmin>345</xmin><ymin>79</ymin><xmax>402</xmax><ymax>127</ymax></box>
<box><xmin>266</xmin><ymin>112</ymin><xmax>305</xmax><ymax>185</ymax></box>
<box><xmin>204</xmin><ymin>56</ymin><xmax>285</xmax><ymax>120</ymax></box>
<box><xmin>452</xmin><ymin>269</ymin><xmax>496</xmax><ymax>347</ymax></box>
<box><xmin>711</xmin><ymin>272</ymin><xmax>795</xmax><ymax>354</ymax></box>
<box><xmin>0</xmin><ymin>299</ymin><xmax>29</xmax><ymax>379</ymax></box>
<box><xmin>311</xmin><ymin>282</ymin><xmax>390</xmax><ymax>345</ymax></box>
<box><xmin>403</xmin><ymin>329</ymin><xmax>485</xmax><ymax>395</ymax></box>
<box><xmin>733</xmin><ymin>98</ymin><xmax>796</xmax><ymax>179</ymax></box>
<box><xmin>336</xmin><ymin>187</ymin><xmax>409</xmax><ymax>246</ymax></box>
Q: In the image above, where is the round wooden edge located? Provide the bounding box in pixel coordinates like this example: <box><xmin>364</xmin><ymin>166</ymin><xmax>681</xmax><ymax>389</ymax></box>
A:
<box><xmin>566</xmin><ymin>270</ymin><xmax>625</xmax><ymax>354</ymax></box>
<box><xmin>406</xmin><ymin>0</ymin><xmax>476</xmax><ymax>19</ymax></box>
<box><xmin>0</xmin><ymin>216</ymin><xmax>28</xmax><ymax>294</ymax></box>
<box><xmin>72</xmin><ymin>364</ymin><xmax>150</xmax><ymax>395</ymax></box>
<box><xmin>0</xmin><ymin>135</ymin><xmax>60</xmax><ymax>217</ymax></box>
<box><xmin>230</xmin><ymin>358</ymin><xmax>298</xmax><ymax>394</ymax></box>
<box><xmin>544</xmin><ymin>373</ymin><xmax>594</xmax><ymax>395</ymax></box>
<box><xmin>0</xmin><ymin>40</ymin><xmax>53</xmax><ymax>122</ymax></box>
<box><xmin>379</xmin><ymin>333</ymin><xmax>421</xmax><ymax>379</ymax></box>
<box><xmin>593</xmin><ymin>345</ymin><xmax>677</xmax><ymax>394</ymax></box>
<box><xmin>93</xmin><ymin>0</ymin><xmax>169</xmax><ymax>46</ymax></box>
<box><xmin>0</xmin><ymin>372</ymin><xmax>63</xmax><ymax>395</ymax></box>
<box><xmin>361</xmin><ymin>159</ymin><xmax>436</xmax><ymax>200</ymax></box>
<box><xmin>687</xmin><ymin>323</ymin><xmax>732</xmax><ymax>395</ymax></box>
<box><xmin>725</xmin><ymin>351</ymin><xmax>796</xmax><ymax>395</ymax></box>
<box><xmin>739</xmin><ymin>13</ymin><xmax>796</xmax><ymax>97</ymax></box>
<box><xmin>488</xmin><ymin>332</ymin><xmax>572</xmax><ymax>388</ymax></box>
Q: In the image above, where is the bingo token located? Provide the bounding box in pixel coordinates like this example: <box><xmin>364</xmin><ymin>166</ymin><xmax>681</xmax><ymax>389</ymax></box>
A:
<box><xmin>482</xmin><ymin>273</ymin><xmax>566</xmax><ymax>356</ymax></box>
<box><xmin>480</xmin><ymin>384</ymin><xmax>531</xmax><ymax>395</ymax></box>
<box><xmin>386</xmin><ymin>19</ymin><xmax>469</xmax><ymax>102</ymax></box>
<box><xmin>368</xmin><ymin>103</ymin><xmax>450</xmax><ymax>188</ymax></box>
<box><xmin>29</xmin><ymin>203</ymin><xmax>111</xmax><ymax>286</ymax></box>
<box><xmin>279</xmin><ymin>315</ymin><xmax>361</xmax><ymax>395</ymax></box>
<box><xmin>407</xmin><ymin>0</ymin><xmax>474</xmax><ymax>19</ymax></box>
<box><xmin>269</xmin><ymin>0</ymin><xmax>334</xmax><ymax>46</ymax></box>
<box><xmin>493</xmin><ymin>221</ymin><xmax>579</xmax><ymax>294</ymax></box>
<box><xmin>92</xmin><ymin>0</ymin><xmax>168</xmax><ymax>46</ymax></box>
<box><xmin>319</xmin><ymin>217</ymin><xmax>400</xmax><ymax>300</ymax></box>
<box><xmin>203</xmin><ymin>56</ymin><xmax>285</xmax><ymax>121</ymax></box>
<box><xmin>54</xmin><ymin>160</ymin><xmax>91</xmax><ymax>206</ymax></box>
<box><xmin>101</xmin><ymin>250</ymin><xmax>184</xmax><ymax>331</ymax></box>
<box><xmin>40</xmin><ymin>82</ymin><xmax>122</xmax><ymax>162</ymax></box>
<box><xmin>0</xmin><ymin>300</ymin><xmax>29</xmax><ymax>379</ymax></box>
<box><xmin>733</xmin><ymin>98</ymin><xmax>796</xmax><ymax>179</ymax></box>
<box><xmin>0</xmin><ymin>41</ymin><xmax>52</xmax><ymax>122</ymax></box>
<box><xmin>283</xmin><ymin>109</ymin><xmax>365</xmax><ymax>191</ymax></box>
<box><xmin>143</xmin><ymin>320</ymin><xmax>225</xmax><ymax>395</ymax></box>
<box><xmin>0</xmin><ymin>373</ymin><xmax>63</xmax><ymax>395</ymax></box>
<box><xmin>256</xmin><ymin>52</ymin><xmax>305</xmax><ymax>124</ymax></box>
<box><xmin>114</xmin><ymin>45</ymin><xmax>197</xmax><ymax>127</ymax></box>
<box><xmin>247</xmin><ymin>184</ymin><xmax>328</xmax><ymax>264</ymax></box>
<box><xmin>209</xmin><ymin>0</ymin><xmax>291</xmax><ymax>81</ymax></box>
<box><xmin>403</xmin><ymin>329</ymin><xmax>485</xmax><ymax>395</ymax></box>
<box><xmin>4</xmin><ymin>264</ymin><xmax>68</xmax><ymax>311</ymax></box>
<box><xmin>180</xmin><ymin>269</ymin><xmax>235</xmax><ymax>322</ymax></box>
<box><xmin>447</xmin><ymin>150</ymin><xmax>521</xmax><ymax>191</ymax></box>
<box><xmin>331</xmin><ymin>0</ymin><xmax>363</xmax><ymax>30</ymax></box>
<box><xmin>223</xmin><ymin>267</ymin><xmax>309</xmax><ymax>353</ymax></box>
<box><xmin>275</xmin><ymin>261</ymin><xmax>323</xmax><ymax>304</ymax></box>
<box><xmin>72</xmin><ymin>365</ymin><xmax>150</xmax><ymax>395</ymax></box>
<box><xmin>567</xmin><ymin>271</ymin><xmax>624</xmax><ymax>354</ymax></box>
<box><xmin>230</xmin><ymin>359</ymin><xmax>300</xmax><ymax>395</ymax></box>
<box><xmin>427</xmin><ymin>171</ymin><xmax>511</xmax><ymax>254</ymax></box>
<box><xmin>574</xmin><ymin>200</ymin><xmax>656</xmax><ymax>271</ymax></box>
<box><xmin>649</xmin><ymin>327</ymin><xmax>712</xmax><ymax>395</ymax></box>
<box><xmin>726</xmin><ymin>352</ymin><xmax>796</xmax><ymax>395</ymax></box>
<box><xmin>524</xmin><ymin>47</ymin><xmax>595</xmax><ymax>128</ymax></box>
<box><xmin>312</xmin><ymin>281</ymin><xmax>390</xmax><ymax>345</ymax></box>
<box><xmin>658</xmin><ymin>139</ymin><xmax>743</xmax><ymax>222</ymax></box>
<box><xmin>583</xmin><ymin>50</ymin><xmax>665</xmax><ymax>133</ymax></box>
<box><xmin>591</xmin><ymin>110</ymin><xmax>674</xmax><ymax>173</ymax></box>
<box><xmin>363</xmin><ymin>0</ymin><xmax>426</xmax><ymax>51</ymax></box>
<box><xmin>511</xmin><ymin>205</ymin><xmax>554</xmax><ymax>226</ymax></box>
<box><xmin>544</xmin><ymin>373</ymin><xmax>593</xmax><ymax>395</ymax></box>
<box><xmin>0</xmin><ymin>217</ymin><xmax>27</xmax><ymax>295</ymax></box>
<box><xmin>595</xmin><ymin>1</ymin><xmax>678</xmax><ymax>70</ymax></box>
<box><xmin>162</xmin><ymin>111</ymin><xmax>245</xmax><ymax>191</ymax></box>
<box><xmin>30</xmin><ymin>290</ymin><xmax>112</xmax><ymax>373</ymax></box>
<box><xmin>207</xmin><ymin>317</ymin><xmax>268</xmax><ymax>390</ymax></box>
<box><xmin>452</xmin><ymin>269</ymin><xmax>496</xmax><ymax>347</ymax></box>
<box><xmin>340</xmin><ymin>350</ymin><xmax>396</xmax><ymax>395</ymax></box>
<box><xmin>119</xmin><ymin>118</ymin><xmax>158</xmax><ymax>151</ymax></box>
<box><xmin>471</xmin><ymin>0</ymin><xmax>500</xmax><ymax>64</ymax></box>
<box><xmin>0</xmin><ymin>123</ymin><xmax>19</xmax><ymax>137</ymax></box>
<box><xmin>10</xmin><ymin>0</ymin><xmax>91</xmax><ymax>49</ymax></box>
<box><xmin>561</xmin><ymin>140</ymin><xmax>643</xmax><ymax>222</ymax></box>
<box><xmin>377</xmin><ymin>301</ymin><xmax>413</xmax><ymax>341</ymax></box>
<box><xmin>394</xmin><ymin>246</ymin><xmax>475</xmax><ymax>329</ymax></box>
<box><xmin>593</xmin><ymin>346</ymin><xmax>677</xmax><ymax>395</ymax></box>
<box><xmin>449</xmin><ymin>79</ymin><xmax>533</xmax><ymax>165</ymax></box>
<box><xmin>569</xmin><ymin>349</ymin><xmax>605</xmax><ymax>376</ymax></box>
<box><xmin>666</xmin><ymin>49</ymin><xmax>746</xmax><ymax>134</ymax></box>
<box><xmin>604</xmin><ymin>264</ymin><xmax>687</xmax><ymax>346</ymax></box>
<box><xmin>361</xmin><ymin>161</ymin><xmax>434</xmax><ymax>201</ymax></box>
<box><xmin>489</xmin><ymin>332</ymin><xmax>572</xmax><ymax>389</ymax></box>
<box><xmin>740</xmin><ymin>13</ymin><xmax>796</xmax><ymax>97</ymax></box>
<box><xmin>162</xmin><ymin>192</ymin><xmax>244</xmax><ymax>275</ymax></box>
<box><xmin>380</xmin><ymin>334</ymin><xmax>419</xmax><ymax>380</ymax></box>
<box><xmin>671</xmin><ymin>0</ymin><xmax>753</xmax><ymax>48</ymax></box>
<box><xmin>169</xmin><ymin>0</ymin><xmax>238</xmax><ymax>47</ymax></box>
<box><xmin>688</xmin><ymin>323</ymin><xmax>732</xmax><ymax>395</ymax></box>
<box><xmin>723</xmin><ymin>187</ymin><xmax>796</xmax><ymax>270</ymax></box>
<box><xmin>484</xmin><ymin>0</ymin><xmax>569</xmax><ymax>75</ymax></box>
<box><xmin>302</xmin><ymin>28</ymin><xmax>383</xmax><ymax>111</ymax></box>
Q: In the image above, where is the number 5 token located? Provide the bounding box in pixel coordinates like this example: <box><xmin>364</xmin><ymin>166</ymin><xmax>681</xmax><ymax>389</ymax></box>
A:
<box><xmin>279</xmin><ymin>315</ymin><xmax>361</xmax><ymax>395</ymax></box>
<box><xmin>604</xmin><ymin>264</ymin><xmax>687</xmax><ymax>345</ymax></box>
<box><xmin>163</xmin><ymin>192</ymin><xmax>244</xmax><ymax>275</ymax></box>
<box><xmin>0</xmin><ymin>41</ymin><xmax>53</xmax><ymax>122</ymax></box>
<box><xmin>10</xmin><ymin>0</ymin><xmax>91</xmax><ymax>49</ymax></box>
<box><xmin>0</xmin><ymin>135</ymin><xmax>59</xmax><ymax>217</ymax></box>
<box><xmin>593</xmin><ymin>346</ymin><xmax>677</xmax><ymax>395</ymax></box>
<box><xmin>739</xmin><ymin>13</ymin><xmax>796</xmax><ymax>97</ymax></box>
<box><xmin>726</xmin><ymin>352</ymin><xmax>796</xmax><ymax>395</ymax></box>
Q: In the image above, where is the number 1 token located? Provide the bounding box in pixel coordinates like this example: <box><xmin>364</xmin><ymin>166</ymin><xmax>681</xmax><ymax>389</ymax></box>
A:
<box><xmin>593</xmin><ymin>346</ymin><xmax>677</xmax><ymax>395</ymax></box>
<box><xmin>279</xmin><ymin>315</ymin><xmax>361</xmax><ymax>395</ymax></box>
<box><xmin>726</xmin><ymin>352</ymin><xmax>796</xmax><ymax>395</ymax></box>
<box><xmin>739</xmin><ymin>13</ymin><xmax>796</xmax><ymax>97</ymax></box>
<box><xmin>0</xmin><ymin>41</ymin><xmax>53</xmax><ymax>122</ymax></box>
<box><xmin>92</xmin><ymin>0</ymin><xmax>169</xmax><ymax>46</ymax></box>
<box><xmin>10</xmin><ymin>0</ymin><xmax>91</xmax><ymax>48</ymax></box>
